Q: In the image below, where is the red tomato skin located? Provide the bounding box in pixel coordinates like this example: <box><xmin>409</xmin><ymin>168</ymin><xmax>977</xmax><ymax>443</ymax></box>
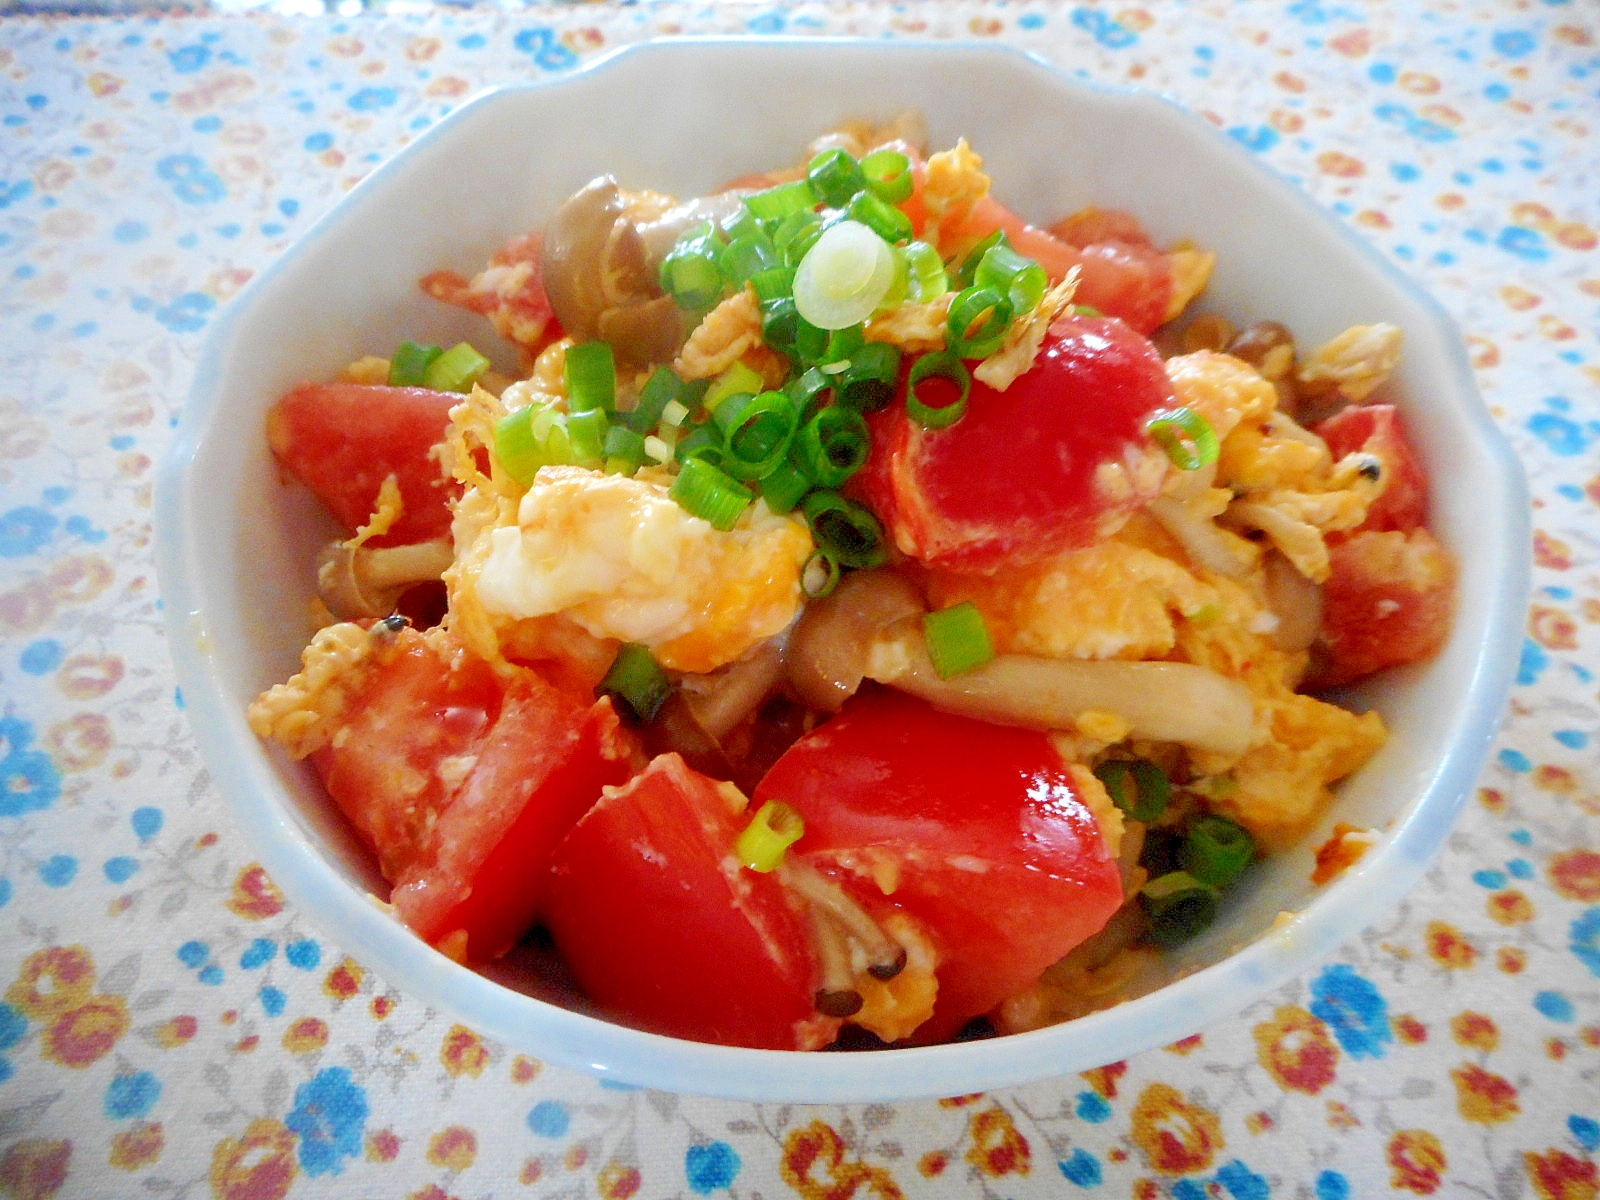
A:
<box><xmin>311</xmin><ymin>629</ymin><xmax>638</xmax><ymax>961</ymax></box>
<box><xmin>1311</xmin><ymin>528</ymin><xmax>1456</xmax><ymax>688</ymax></box>
<box><xmin>1050</xmin><ymin>207</ymin><xmax>1157</xmax><ymax>249</ymax></box>
<box><xmin>949</xmin><ymin>196</ymin><xmax>1172</xmax><ymax>334</ymax></box>
<box><xmin>856</xmin><ymin>315</ymin><xmax>1175</xmax><ymax>571</ymax></box>
<box><xmin>421</xmin><ymin>231</ymin><xmax>562</xmax><ymax>356</ymax></box>
<box><xmin>394</xmin><ymin>690</ymin><xmax>638</xmax><ymax>960</ymax></box>
<box><xmin>267</xmin><ymin>382</ymin><xmax>458</xmax><ymax>547</ymax></box>
<box><xmin>544</xmin><ymin>755</ymin><xmax>825</xmax><ymax>1050</ymax></box>
<box><xmin>1315</xmin><ymin>404</ymin><xmax>1429</xmax><ymax>534</ymax></box>
<box><xmin>755</xmin><ymin>689</ymin><xmax>1124</xmax><ymax>1044</ymax></box>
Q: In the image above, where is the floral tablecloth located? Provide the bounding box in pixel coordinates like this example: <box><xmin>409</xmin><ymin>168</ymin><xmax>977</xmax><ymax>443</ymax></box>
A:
<box><xmin>1</xmin><ymin>1</ymin><xmax>1597</xmax><ymax>1196</ymax></box>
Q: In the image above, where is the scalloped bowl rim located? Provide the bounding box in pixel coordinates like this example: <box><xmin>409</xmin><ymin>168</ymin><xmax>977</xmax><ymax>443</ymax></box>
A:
<box><xmin>155</xmin><ymin>36</ymin><xmax>1529</xmax><ymax>1102</ymax></box>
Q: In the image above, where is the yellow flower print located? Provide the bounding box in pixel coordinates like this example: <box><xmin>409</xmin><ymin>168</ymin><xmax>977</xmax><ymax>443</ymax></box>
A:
<box><xmin>1452</xmin><ymin>1062</ymin><xmax>1521</xmax><ymax>1125</ymax></box>
<box><xmin>426</xmin><ymin>1126</ymin><xmax>477</xmax><ymax>1171</ymax></box>
<box><xmin>781</xmin><ymin>1119</ymin><xmax>905</xmax><ymax>1200</ymax></box>
<box><xmin>1253</xmin><ymin>1005</ymin><xmax>1339</xmax><ymax>1095</ymax></box>
<box><xmin>1524</xmin><ymin>1148</ymin><xmax>1599</xmax><ymax>1200</ymax></box>
<box><xmin>208</xmin><ymin>1118</ymin><xmax>297</xmax><ymax>1200</ymax></box>
<box><xmin>109</xmin><ymin>1122</ymin><xmax>164</xmax><ymax>1171</ymax></box>
<box><xmin>6</xmin><ymin>945</ymin><xmax>95</xmax><ymax>1021</ymax></box>
<box><xmin>42</xmin><ymin>994</ymin><xmax>129</xmax><ymax>1068</ymax></box>
<box><xmin>964</xmin><ymin>1105</ymin><xmax>1031</xmax><ymax>1177</ymax></box>
<box><xmin>1387</xmin><ymin>1129</ymin><xmax>1447</xmax><ymax>1194</ymax></box>
<box><xmin>0</xmin><ymin>1138</ymin><xmax>72</xmax><ymax>1200</ymax></box>
<box><xmin>440</xmin><ymin>1024</ymin><xmax>489</xmax><ymax>1078</ymax></box>
<box><xmin>1449</xmin><ymin>1011</ymin><xmax>1499</xmax><ymax>1052</ymax></box>
<box><xmin>1129</xmin><ymin>1082</ymin><xmax>1224</xmax><ymax>1175</ymax></box>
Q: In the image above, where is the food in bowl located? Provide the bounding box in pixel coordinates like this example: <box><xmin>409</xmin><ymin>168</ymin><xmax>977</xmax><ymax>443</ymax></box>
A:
<box><xmin>247</xmin><ymin>116</ymin><xmax>1455</xmax><ymax>1051</ymax></box>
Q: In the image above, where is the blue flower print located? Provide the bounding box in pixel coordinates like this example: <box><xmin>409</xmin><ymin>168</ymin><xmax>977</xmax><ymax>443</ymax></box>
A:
<box><xmin>285</xmin><ymin>1066</ymin><xmax>368</xmax><ymax>1176</ymax></box>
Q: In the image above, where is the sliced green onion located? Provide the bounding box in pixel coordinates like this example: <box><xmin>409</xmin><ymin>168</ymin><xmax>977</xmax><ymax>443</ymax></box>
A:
<box><xmin>821</xmin><ymin>324</ymin><xmax>866</xmax><ymax>368</ymax></box>
<box><xmin>493</xmin><ymin>404</ymin><xmax>548</xmax><ymax>485</ymax></box>
<box><xmin>759</xmin><ymin>459</ymin><xmax>812</xmax><ymax>515</ymax></box>
<box><xmin>674</xmin><ymin>422</ymin><xmax>725</xmax><ymax>468</ymax></box>
<box><xmin>670</xmin><ymin>456</ymin><xmax>753</xmax><ymax>531</ymax></box>
<box><xmin>773</xmin><ymin>209</ymin><xmax>825</xmax><ymax>269</ymax></box>
<box><xmin>784</xmin><ymin>366</ymin><xmax>835</xmax><ymax>422</ymax></box>
<box><xmin>721</xmin><ymin>233</ymin><xmax>780</xmax><ymax>288</ymax></box>
<box><xmin>564</xmin><ymin>340</ymin><xmax>616</xmax><ymax>413</ymax></box>
<box><xmin>603</xmin><ymin>423</ymin><xmax>647</xmax><ymax>476</ymax></box>
<box><xmin>714</xmin><ymin>390</ymin><xmax>799</xmax><ymax>481</ymax></box>
<box><xmin>793</xmin><ymin>219</ymin><xmax>897</xmax><ymax>331</ymax></box>
<box><xmin>422</xmin><ymin>342</ymin><xmax>491</xmax><ymax>394</ymax></box>
<box><xmin>792</xmin><ymin>316</ymin><xmax>830</xmax><ymax>365</ymax></box>
<box><xmin>953</xmin><ymin>229</ymin><xmax>1007</xmax><ymax>289</ymax></box>
<box><xmin>760</xmin><ymin>296</ymin><xmax>802</xmax><ymax>359</ymax></box>
<box><xmin>643</xmin><ymin>434</ymin><xmax>674</xmax><ymax>465</ymax></box>
<box><xmin>659</xmin><ymin>221</ymin><xmax>726</xmax><ymax>310</ymax></box>
<box><xmin>900</xmin><ymin>241</ymin><xmax>949</xmax><ymax>303</ymax></box>
<box><xmin>745</xmin><ymin>180</ymin><xmax>818</xmax><ymax>223</ymax></box>
<box><xmin>802</xmin><ymin>490</ymin><xmax>887</xmax><ymax>569</ymax></box>
<box><xmin>946</xmin><ymin>285</ymin><xmax>1013</xmax><ymax>359</ymax></box>
<box><xmin>860</xmin><ymin>148</ymin><xmax>914</xmax><ymax>205</ymax></box>
<box><xmin>736</xmin><ymin>799</ymin><xmax>806</xmax><ymax>873</ymax></box>
<box><xmin>974</xmin><ymin>241</ymin><xmax>1049</xmax><ymax>316</ymax></box>
<box><xmin>598</xmin><ymin>643</ymin><xmax>671</xmax><ymax>723</ymax></box>
<box><xmin>566</xmin><ymin>407</ymin><xmax>607</xmax><ymax>468</ymax></box>
<box><xmin>794</xmin><ymin>405</ymin><xmax>870</xmax><ymax>488</ymax></box>
<box><xmin>1074</xmin><ymin>304</ymin><xmax>1104</xmax><ymax>317</ymax></box>
<box><xmin>807</xmin><ymin>147</ymin><xmax>867</xmax><ymax>208</ymax></box>
<box><xmin>1093</xmin><ymin>759</ymin><xmax>1171</xmax><ymax>823</ymax></box>
<box><xmin>801</xmin><ymin>549</ymin><xmax>841</xmax><ymax>598</ymax></box>
<box><xmin>720</xmin><ymin>203</ymin><xmax>763</xmax><ymax>245</ymax></box>
<box><xmin>622</xmin><ymin>366</ymin><xmax>684</xmax><ymax>435</ymax></box>
<box><xmin>702</xmin><ymin>361</ymin><xmax>766</xmax><ymax>415</ymax></box>
<box><xmin>906</xmin><ymin>351</ymin><xmax>972</xmax><ymax>429</ymax></box>
<box><xmin>389</xmin><ymin>340</ymin><xmax>441</xmax><ymax>387</ymax></box>
<box><xmin>750</xmin><ymin>265</ymin><xmax>796</xmax><ymax>304</ymax></box>
<box><xmin>836</xmin><ymin>341</ymin><xmax>902</xmax><ymax>413</ymax></box>
<box><xmin>1179</xmin><ymin>816</ymin><xmax>1255</xmax><ymax>890</ymax></box>
<box><xmin>922</xmin><ymin>601</ymin><xmax>995</xmax><ymax>680</ymax></box>
<box><xmin>1139</xmin><ymin>871</ymin><xmax>1220</xmax><ymax>948</ymax></box>
<box><xmin>660</xmin><ymin>398</ymin><xmax>692</xmax><ymax>429</ymax></box>
<box><xmin>1139</xmin><ymin>827</ymin><xmax>1184</xmax><ymax>879</ymax></box>
<box><xmin>1147</xmin><ymin>407</ymin><xmax>1220</xmax><ymax>471</ymax></box>
<box><xmin>846</xmin><ymin>189</ymin><xmax>913</xmax><ymax>246</ymax></box>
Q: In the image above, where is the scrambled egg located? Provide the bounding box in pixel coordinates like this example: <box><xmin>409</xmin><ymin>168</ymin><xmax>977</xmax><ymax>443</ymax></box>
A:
<box><xmin>464</xmin><ymin>465</ymin><xmax>812</xmax><ymax>674</ymax></box>
<box><xmin>920</xmin><ymin>347</ymin><xmax>1398</xmax><ymax>842</ymax></box>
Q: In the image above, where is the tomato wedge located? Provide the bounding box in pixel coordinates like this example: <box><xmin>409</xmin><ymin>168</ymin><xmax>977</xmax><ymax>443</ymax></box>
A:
<box><xmin>756</xmin><ymin>689</ymin><xmax>1124</xmax><ymax>1044</ymax></box>
<box><xmin>421</xmin><ymin>231</ymin><xmax>562</xmax><ymax>355</ymax></box>
<box><xmin>1311</xmin><ymin>528</ymin><xmax>1456</xmax><ymax>688</ymax></box>
<box><xmin>947</xmin><ymin>196</ymin><xmax>1173</xmax><ymax>334</ymax></box>
<box><xmin>544</xmin><ymin>754</ymin><xmax>826</xmax><ymax>1050</ymax></box>
<box><xmin>267</xmin><ymin>382</ymin><xmax>458</xmax><ymax>547</ymax></box>
<box><xmin>855</xmin><ymin>314</ymin><xmax>1174</xmax><ymax>571</ymax></box>
<box><xmin>310</xmin><ymin>627</ymin><xmax>638</xmax><ymax>961</ymax></box>
<box><xmin>1315</xmin><ymin>403</ymin><xmax>1429</xmax><ymax>535</ymax></box>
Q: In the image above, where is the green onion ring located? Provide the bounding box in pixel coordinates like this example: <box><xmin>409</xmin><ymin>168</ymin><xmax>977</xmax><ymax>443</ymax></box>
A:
<box><xmin>906</xmin><ymin>351</ymin><xmax>972</xmax><ymax>429</ymax></box>
<box><xmin>794</xmin><ymin>405</ymin><xmax>870</xmax><ymax>489</ymax></box>
<box><xmin>946</xmin><ymin>285</ymin><xmax>1013</xmax><ymax>359</ymax></box>
<box><xmin>801</xmin><ymin>490</ymin><xmax>888</xmax><ymax>569</ymax></box>
<box><xmin>714</xmin><ymin>390</ymin><xmax>799</xmax><ymax>481</ymax></box>
<box><xmin>860</xmin><ymin>148</ymin><xmax>914</xmax><ymax>205</ymax></box>
<box><xmin>800</xmin><ymin>549</ymin><xmax>842</xmax><ymax>599</ymax></box>
<box><xmin>1146</xmin><ymin>406</ymin><xmax>1220</xmax><ymax>471</ymax></box>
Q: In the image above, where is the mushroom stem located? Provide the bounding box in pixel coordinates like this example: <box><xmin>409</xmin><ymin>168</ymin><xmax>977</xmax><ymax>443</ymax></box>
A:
<box><xmin>317</xmin><ymin>538</ymin><xmax>454</xmax><ymax>620</ymax></box>
<box><xmin>783</xmin><ymin>860</ymin><xmax>905</xmax><ymax>981</ymax></box>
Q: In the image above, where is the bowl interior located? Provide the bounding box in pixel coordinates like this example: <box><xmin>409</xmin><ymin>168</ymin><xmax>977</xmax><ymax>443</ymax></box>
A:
<box><xmin>155</xmin><ymin>37</ymin><xmax>1527</xmax><ymax>1102</ymax></box>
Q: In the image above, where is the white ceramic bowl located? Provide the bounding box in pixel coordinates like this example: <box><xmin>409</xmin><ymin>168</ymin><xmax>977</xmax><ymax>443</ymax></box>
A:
<box><xmin>155</xmin><ymin>37</ymin><xmax>1528</xmax><ymax>1102</ymax></box>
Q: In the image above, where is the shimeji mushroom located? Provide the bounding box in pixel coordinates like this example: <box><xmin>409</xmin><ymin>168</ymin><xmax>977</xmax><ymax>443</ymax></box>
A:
<box><xmin>316</xmin><ymin>538</ymin><xmax>454</xmax><ymax>620</ymax></box>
